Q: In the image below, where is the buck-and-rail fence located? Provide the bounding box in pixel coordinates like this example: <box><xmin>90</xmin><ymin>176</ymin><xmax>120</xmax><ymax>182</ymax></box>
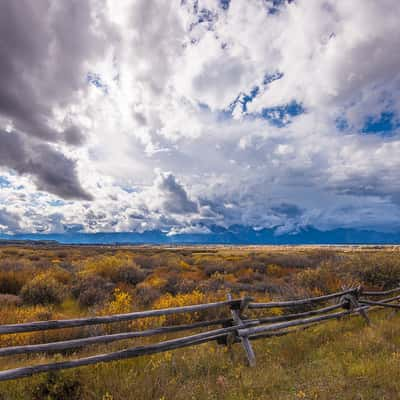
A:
<box><xmin>1</xmin><ymin>285</ymin><xmax>400</xmax><ymax>382</ymax></box>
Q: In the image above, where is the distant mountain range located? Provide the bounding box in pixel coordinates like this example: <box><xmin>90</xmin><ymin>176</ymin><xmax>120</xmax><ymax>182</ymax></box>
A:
<box><xmin>1</xmin><ymin>225</ymin><xmax>400</xmax><ymax>245</ymax></box>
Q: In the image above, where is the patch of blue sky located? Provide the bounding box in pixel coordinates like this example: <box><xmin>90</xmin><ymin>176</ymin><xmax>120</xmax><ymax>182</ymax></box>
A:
<box><xmin>0</xmin><ymin>176</ymin><xmax>10</xmax><ymax>188</ymax></box>
<box><xmin>228</xmin><ymin>71</ymin><xmax>283</xmax><ymax>113</ymax></box>
<box><xmin>188</xmin><ymin>6</ymin><xmax>217</xmax><ymax>32</ymax></box>
<box><xmin>241</xmin><ymin>87</ymin><xmax>260</xmax><ymax>112</ymax></box>
<box><xmin>207</xmin><ymin>70</ymin><xmax>302</xmax><ymax>126</ymax></box>
<box><xmin>361</xmin><ymin>112</ymin><xmax>399</xmax><ymax>136</ymax></box>
<box><xmin>121</xmin><ymin>186</ymin><xmax>137</xmax><ymax>194</ymax></box>
<box><xmin>48</xmin><ymin>199</ymin><xmax>66</xmax><ymax>207</ymax></box>
<box><xmin>198</xmin><ymin>7</ymin><xmax>216</xmax><ymax>23</ymax></box>
<box><xmin>261</xmin><ymin>101</ymin><xmax>305</xmax><ymax>127</ymax></box>
<box><xmin>336</xmin><ymin>111</ymin><xmax>400</xmax><ymax>136</ymax></box>
<box><xmin>184</xmin><ymin>0</ymin><xmax>223</xmax><ymax>15</ymax></box>
<box><xmin>335</xmin><ymin>116</ymin><xmax>350</xmax><ymax>131</ymax></box>
<box><xmin>87</xmin><ymin>72</ymin><xmax>108</xmax><ymax>94</ymax></box>
<box><xmin>226</xmin><ymin>87</ymin><xmax>258</xmax><ymax>114</ymax></box>
<box><xmin>265</xmin><ymin>0</ymin><xmax>294</xmax><ymax>15</ymax></box>
<box><xmin>263</xmin><ymin>71</ymin><xmax>284</xmax><ymax>85</ymax></box>
<box><xmin>224</xmin><ymin>71</ymin><xmax>303</xmax><ymax>126</ymax></box>
<box><xmin>219</xmin><ymin>0</ymin><xmax>230</xmax><ymax>10</ymax></box>
<box><xmin>227</xmin><ymin>72</ymin><xmax>284</xmax><ymax>116</ymax></box>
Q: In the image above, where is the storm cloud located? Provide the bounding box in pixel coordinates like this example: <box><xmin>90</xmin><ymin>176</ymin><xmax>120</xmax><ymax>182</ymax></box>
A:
<box><xmin>0</xmin><ymin>130</ymin><xmax>92</xmax><ymax>200</ymax></box>
<box><xmin>155</xmin><ymin>172</ymin><xmax>198</xmax><ymax>215</ymax></box>
<box><xmin>0</xmin><ymin>0</ymin><xmax>104</xmax><ymax>198</ymax></box>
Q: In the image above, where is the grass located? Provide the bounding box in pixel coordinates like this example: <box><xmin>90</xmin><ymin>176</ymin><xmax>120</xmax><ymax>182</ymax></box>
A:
<box><xmin>1</xmin><ymin>244</ymin><xmax>400</xmax><ymax>399</ymax></box>
<box><xmin>1</xmin><ymin>311</ymin><xmax>400</xmax><ymax>399</ymax></box>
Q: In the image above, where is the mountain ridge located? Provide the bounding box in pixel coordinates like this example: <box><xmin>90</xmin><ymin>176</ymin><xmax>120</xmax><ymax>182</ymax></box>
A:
<box><xmin>1</xmin><ymin>225</ymin><xmax>400</xmax><ymax>244</ymax></box>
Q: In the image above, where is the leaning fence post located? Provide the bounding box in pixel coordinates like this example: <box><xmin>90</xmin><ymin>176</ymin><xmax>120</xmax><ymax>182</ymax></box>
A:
<box><xmin>354</xmin><ymin>285</ymin><xmax>371</xmax><ymax>325</ymax></box>
<box><xmin>227</xmin><ymin>293</ymin><xmax>256</xmax><ymax>367</ymax></box>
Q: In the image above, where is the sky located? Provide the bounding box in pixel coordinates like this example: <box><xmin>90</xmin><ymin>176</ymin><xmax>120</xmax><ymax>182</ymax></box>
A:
<box><xmin>1</xmin><ymin>0</ymin><xmax>400</xmax><ymax>236</ymax></box>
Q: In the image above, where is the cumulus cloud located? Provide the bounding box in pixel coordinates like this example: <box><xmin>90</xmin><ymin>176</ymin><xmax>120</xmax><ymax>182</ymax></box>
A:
<box><xmin>1</xmin><ymin>0</ymin><xmax>400</xmax><ymax>234</ymax></box>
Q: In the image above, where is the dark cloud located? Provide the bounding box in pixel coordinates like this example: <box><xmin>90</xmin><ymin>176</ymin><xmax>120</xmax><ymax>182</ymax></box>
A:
<box><xmin>326</xmin><ymin>171</ymin><xmax>400</xmax><ymax>204</ymax></box>
<box><xmin>133</xmin><ymin>112</ymin><xmax>147</xmax><ymax>126</ymax></box>
<box><xmin>0</xmin><ymin>130</ymin><xmax>92</xmax><ymax>200</ymax></box>
<box><xmin>0</xmin><ymin>0</ymin><xmax>104</xmax><ymax>198</ymax></box>
<box><xmin>157</xmin><ymin>172</ymin><xmax>198</xmax><ymax>214</ymax></box>
<box><xmin>0</xmin><ymin>1</ymin><xmax>99</xmax><ymax>140</ymax></box>
<box><xmin>62</xmin><ymin>126</ymin><xmax>86</xmax><ymax>146</ymax></box>
<box><xmin>271</xmin><ymin>203</ymin><xmax>303</xmax><ymax>218</ymax></box>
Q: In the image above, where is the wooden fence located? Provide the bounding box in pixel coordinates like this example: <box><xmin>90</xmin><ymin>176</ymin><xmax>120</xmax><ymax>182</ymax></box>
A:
<box><xmin>1</xmin><ymin>285</ymin><xmax>400</xmax><ymax>381</ymax></box>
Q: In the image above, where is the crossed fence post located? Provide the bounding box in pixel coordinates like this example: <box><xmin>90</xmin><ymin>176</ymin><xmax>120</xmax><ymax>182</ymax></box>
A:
<box><xmin>226</xmin><ymin>293</ymin><xmax>256</xmax><ymax>367</ymax></box>
<box><xmin>2</xmin><ymin>285</ymin><xmax>400</xmax><ymax>381</ymax></box>
<box><xmin>339</xmin><ymin>285</ymin><xmax>370</xmax><ymax>325</ymax></box>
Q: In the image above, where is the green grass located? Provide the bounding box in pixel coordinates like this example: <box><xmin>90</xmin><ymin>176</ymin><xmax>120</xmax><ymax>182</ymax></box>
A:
<box><xmin>1</xmin><ymin>310</ymin><xmax>400</xmax><ymax>399</ymax></box>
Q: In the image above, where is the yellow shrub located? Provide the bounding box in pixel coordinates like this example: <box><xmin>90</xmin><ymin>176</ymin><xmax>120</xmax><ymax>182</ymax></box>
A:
<box><xmin>20</xmin><ymin>272</ymin><xmax>65</xmax><ymax>305</ymax></box>
<box><xmin>143</xmin><ymin>275</ymin><xmax>168</xmax><ymax>289</ymax></box>
<box><xmin>81</xmin><ymin>255</ymin><xmax>145</xmax><ymax>285</ymax></box>
<box><xmin>152</xmin><ymin>291</ymin><xmax>222</xmax><ymax>325</ymax></box>
<box><xmin>267</xmin><ymin>264</ymin><xmax>285</xmax><ymax>278</ymax></box>
<box><xmin>154</xmin><ymin>290</ymin><xmax>206</xmax><ymax>310</ymax></box>
<box><xmin>47</xmin><ymin>266</ymin><xmax>73</xmax><ymax>284</ymax></box>
<box><xmin>101</xmin><ymin>288</ymin><xmax>132</xmax><ymax>315</ymax></box>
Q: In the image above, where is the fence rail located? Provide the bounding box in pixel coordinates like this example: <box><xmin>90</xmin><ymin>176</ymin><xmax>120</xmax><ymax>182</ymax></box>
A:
<box><xmin>0</xmin><ymin>285</ymin><xmax>399</xmax><ymax>382</ymax></box>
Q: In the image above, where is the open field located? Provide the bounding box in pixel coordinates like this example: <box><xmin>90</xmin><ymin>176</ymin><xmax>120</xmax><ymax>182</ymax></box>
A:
<box><xmin>1</xmin><ymin>245</ymin><xmax>400</xmax><ymax>399</ymax></box>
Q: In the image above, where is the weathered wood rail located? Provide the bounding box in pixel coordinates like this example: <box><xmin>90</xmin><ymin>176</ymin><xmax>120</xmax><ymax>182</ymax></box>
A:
<box><xmin>0</xmin><ymin>285</ymin><xmax>399</xmax><ymax>382</ymax></box>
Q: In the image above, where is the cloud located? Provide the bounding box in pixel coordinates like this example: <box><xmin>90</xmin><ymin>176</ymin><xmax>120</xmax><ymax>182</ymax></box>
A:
<box><xmin>62</xmin><ymin>126</ymin><xmax>87</xmax><ymax>146</ymax></box>
<box><xmin>0</xmin><ymin>208</ymin><xmax>21</xmax><ymax>233</ymax></box>
<box><xmin>1</xmin><ymin>0</ymin><xmax>400</xmax><ymax>234</ymax></box>
<box><xmin>271</xmin><ymin>203</ymin><xmax>303</xmax><ymax>218</ymax></box>
<box><xmin>146</xmin><ymin>171</ymin><xmax>199</xmax><ymax>215</ymax></box>
<box><xmin>0</xmin><ymin>0</ymin><xmax>105</xmax><ymax>198</ymax></box>
<box><xmin>167</xmin><ymin>224</ymin><xmax>211</xmax><ymax>236</ymax></box>
<box><xmin>0</xmin><ymin>130</ymin><xmax>92</xmax><ymax>200</ymax></box>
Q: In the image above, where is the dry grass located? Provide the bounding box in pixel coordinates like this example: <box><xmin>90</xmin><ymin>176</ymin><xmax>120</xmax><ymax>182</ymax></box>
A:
<box><xmin>0</xmin><ymin>245</ymin><xmax>400</xmax><ymax>399</ymax></box>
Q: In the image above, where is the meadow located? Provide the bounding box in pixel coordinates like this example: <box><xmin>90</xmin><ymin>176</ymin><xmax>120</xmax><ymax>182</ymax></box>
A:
<box><xmin>0</xmin><ymin>244</ymin><xmax>400</xmax><ymax>399</ymax></box>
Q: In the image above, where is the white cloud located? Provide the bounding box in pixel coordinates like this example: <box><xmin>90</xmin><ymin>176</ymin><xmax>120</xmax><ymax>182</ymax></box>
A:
<box><xmin>1</xmin><ymin>0</ymin><xmax>400</xmax><ymax>235</ymax></box>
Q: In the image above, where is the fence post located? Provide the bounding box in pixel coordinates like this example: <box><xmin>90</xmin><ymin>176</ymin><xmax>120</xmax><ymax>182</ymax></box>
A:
<box><xmin>227</xmin><ymin>293</ymin><xmax>256</xmax><ymax>367</ymax></box>
<box><xmin>340</xmin><ymin>286</ymin><xmax>370</xmax><ymax>325</ymax></box>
